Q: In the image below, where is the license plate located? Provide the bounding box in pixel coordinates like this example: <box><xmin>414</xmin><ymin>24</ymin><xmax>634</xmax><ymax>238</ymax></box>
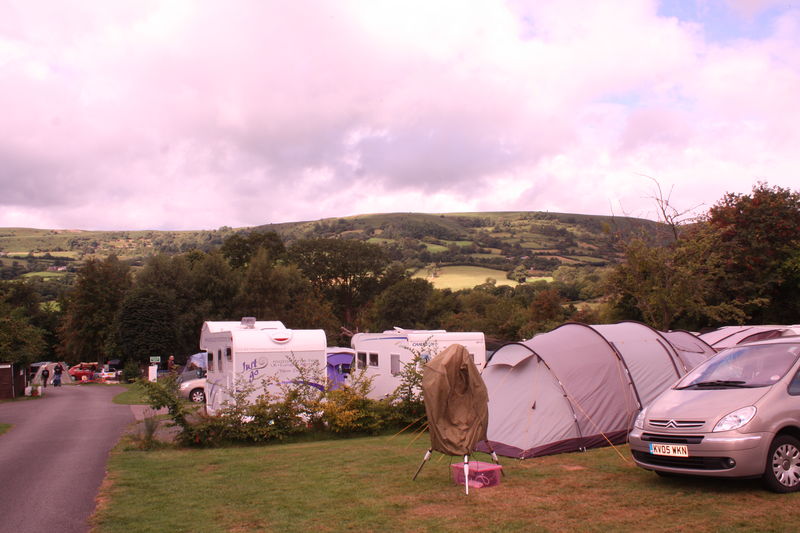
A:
<box><xmin>650</xmin><ymin>443</ymin><xmax>689</xmax><ymax>457</ymax></box>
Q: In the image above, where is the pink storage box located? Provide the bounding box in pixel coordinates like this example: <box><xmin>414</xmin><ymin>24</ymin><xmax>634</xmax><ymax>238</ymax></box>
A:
<box><xmin>450</xmin><ymin>461</ymin><xmax>502</xmax><ymax>488</ymax></box>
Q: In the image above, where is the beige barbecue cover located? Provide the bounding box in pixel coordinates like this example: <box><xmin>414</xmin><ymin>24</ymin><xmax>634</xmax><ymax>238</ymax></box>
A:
<box><xmin>422</xmin><ymin>344</ymin><xmax>489</xmax><ymax>456</ymax></box>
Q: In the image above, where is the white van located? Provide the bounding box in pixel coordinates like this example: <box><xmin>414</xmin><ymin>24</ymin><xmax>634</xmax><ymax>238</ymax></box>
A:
<box><xmin>350</xmin><ymin>328</ymin><xmax>486</xmax><ymax>399</ymax></box>
<box><xmin>200</xmin><ymin>318</ymin><xmax>327</xmax><ymax>414</ymax></box>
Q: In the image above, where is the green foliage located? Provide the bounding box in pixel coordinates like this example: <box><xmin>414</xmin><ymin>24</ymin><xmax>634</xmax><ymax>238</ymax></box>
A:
<box><xmin>137</xmin><ymin>375</ymin><xmax>193</xmax><ymax>431</ymax></box>
<box><xmin>58</xmin><ymin>256</ymin><xmax>131</xmax><ymax>363</ymax></box>
<box><xmin>236</xmin><ymin>250</ymin><xmax>339</xmax><ymax>336</ymax></box>
<box><xmin>221</xmin><ymin>230</ymin><xmax>285</xmax><ymax>269</ymax></box>
<box><xmin>289</xmin><ymin>238</ymin><xmax>388</xmax><ymax>325</ymax></box>
<box><xmin>112</xmin><ymin>287</ymin><xmax>178</xmax><ymax>366</ymax></box>
<box><xmin>605</xmin><ymin>232</ymin><xmax>745</xmax><ymax>330</ymax></box>
<box><xmin>321</xmin><ymin>370</ymin><xmax>389</xmax><ymax>434</ymax></box>
<box><xmin>364</xmin><ymin>278</ymin><xmax>434</xmax><ymax>331</ymax></box>
<box><xmin>121</xmin><ymin>360</ymin><xmax>141</xmax><ymax>383</ymax></box>
<box><xmin>706</xmin><ymin>182</ymin><xmax>800</xmax><ymax>323</ymax></box>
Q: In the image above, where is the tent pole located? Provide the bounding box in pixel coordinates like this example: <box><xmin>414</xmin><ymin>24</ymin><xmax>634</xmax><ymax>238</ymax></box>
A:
<box><xmin>482</xmin><ymin>441</ymin><xmax>505</xmax><ymax>477</ymax></box>
<box><xmin>412</xmin><ymin>449</ymin><xmax>432</xmax><ymax>480</ymax></box>
<box><xmin>464</xmin><ymin>455</ymin><xmax>470</xmax><ymax>495</ymax></box>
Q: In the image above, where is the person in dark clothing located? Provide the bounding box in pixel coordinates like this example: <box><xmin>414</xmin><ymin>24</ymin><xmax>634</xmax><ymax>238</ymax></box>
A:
<box><xmin>41</xmin><ymin>367</ymin><xmax>50</xmax><ymax>388</ymax></box>
<box><xmin>53</xmin><ymin>364</ymin><xmax>63</xmax><ymax>387</ymax></box>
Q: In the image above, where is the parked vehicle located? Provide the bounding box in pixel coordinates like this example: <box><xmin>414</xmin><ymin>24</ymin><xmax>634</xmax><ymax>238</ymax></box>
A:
<box><xmin>179</xmin><ymin>368</ymin><xmax>207</xmax><ymax>403</ymax></box>
<box><xmin>69</xmin><ymin>362</ymin><xmax>98</xmax><ymax>382</ymax></box>
<box><xmin>350</xmin><ymin>328</ymin><xmax>486</xmax><ymax>399</ymax></box>
<box><xmin>200</xmin><ymin>318</ymin><xmax>327</xmax><ymax>414</ymax></box>
<box><xmin>629</xmin><ymin>339</ymin><xmax>800</xmax><ymax>492</ymax></box>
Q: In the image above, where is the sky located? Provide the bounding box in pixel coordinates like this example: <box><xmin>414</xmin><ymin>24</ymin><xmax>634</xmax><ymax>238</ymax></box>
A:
<box><xmin>1</xmin><ymin>0</ymin><xmax>799</xmax><ymax>231</ymax></box>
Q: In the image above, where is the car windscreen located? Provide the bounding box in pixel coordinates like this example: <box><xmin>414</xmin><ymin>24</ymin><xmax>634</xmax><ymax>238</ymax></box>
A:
<box><xmin>676</xmin><ymin>343</ymin><xmax>800</xmax><ymax>389</ymax></box>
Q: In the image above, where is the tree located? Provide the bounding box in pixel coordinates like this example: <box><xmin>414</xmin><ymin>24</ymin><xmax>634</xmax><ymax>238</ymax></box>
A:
<box><xmin>288</xmin><ymin>239</ymin><xmax>388</xmax><ymax>325</ymax></box>
<box><xmin>365</xmin><ymin>278</ymin><xmax>434</xmax><ymax>331</ymax></box>
<box><xmin>133</xmin><ymin>254</ymin><xmax>198</xmax><ymax>357</ymax></box>
<box><xmin>221</xmin><ymin>231</ymin><xmax>285</xmax><ymax>269</ymax></box>
<box><xmin>113</xmin><ymin>287</ymin><xmax>178</xmax><ymax>365</ymax></box>
<box><xmin>236</xmin><ymin>249</ymin><xmax>339</xmax><ymax>338</ymax></box>
<box><xmin>0</xmin><ymin>299</ymin><xmax>47</xmax><ymax>366</ymax></box>
<box><xmin>605</xmin><ymin>231</ymin><xmax>745</xmax><ymax>331</ymax></box>
<box><xmin>58</xmin><ymin>256</ymin><xmax>131</xmax><ymax>363</ymax></box>
<box><xmin>705</xmin><ymin>182</ymin><xmax>800</xmax><ymax>323</ymax></box>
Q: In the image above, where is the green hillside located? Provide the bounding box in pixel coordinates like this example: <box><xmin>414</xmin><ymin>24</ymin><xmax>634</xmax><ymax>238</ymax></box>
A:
<box><xmin>0</xmin><ymin>212</ymin><xmax>666</xmax><ymax>285</ymax></box>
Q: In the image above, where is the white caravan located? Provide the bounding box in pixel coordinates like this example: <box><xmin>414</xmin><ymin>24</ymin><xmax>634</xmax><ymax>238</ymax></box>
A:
<box><xmin>350</xmin><ymin>328</ymin><xmax>486</xmax><ymax>399</ymax></box>
<box><xmin>200</xmin><ymin>318</ymin><xmax>327</xmax><ymax>414</ymax></box>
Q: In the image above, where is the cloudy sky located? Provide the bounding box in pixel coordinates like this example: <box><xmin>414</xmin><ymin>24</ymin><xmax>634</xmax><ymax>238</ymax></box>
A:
<box><xmin>1</xmin><ymin>0</ymin><xmax>798</xmax><ymax>230</ymax></box>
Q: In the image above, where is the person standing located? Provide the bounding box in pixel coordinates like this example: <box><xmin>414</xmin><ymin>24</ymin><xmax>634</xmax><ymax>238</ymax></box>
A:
<box><xmin>167</xmin><ymin>355</ymin><xmax>176</xmax><ymax>373</ymax></box>
<box><xmin>53</xmin><ymin>363</ymin><xmax>63</xmax><ymax>387</ymax></box>
<box><xmin>41</xmin><ymin>367</ymin><xmax>50</xmax><ymax>388</ymax></box>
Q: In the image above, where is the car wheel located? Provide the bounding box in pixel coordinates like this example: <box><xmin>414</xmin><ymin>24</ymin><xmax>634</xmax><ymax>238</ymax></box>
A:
<box><xmin>762</xmin><ymin>435</ymin><xmax>800</xmax><ymax>493</ymax></box>
<box><xmin>189</xmin><ymin>388</ymin><xmax>206</xmax><ymax>403</ymax></box>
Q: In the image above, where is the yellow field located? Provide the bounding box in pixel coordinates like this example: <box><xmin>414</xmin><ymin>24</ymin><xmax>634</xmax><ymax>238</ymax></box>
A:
<box><xmin>413</xmin><ymin>265</ymin><xmax>519</xmax><ymax>290</ymax></box>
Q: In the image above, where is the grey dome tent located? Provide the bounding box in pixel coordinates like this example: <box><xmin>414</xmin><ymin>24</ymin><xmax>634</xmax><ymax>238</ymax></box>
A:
<box><xmin>478</xmin><ymin>321</ymin><xmax>715</xmax><ymax>459</ymax></box>
<box><xmin>699</xmin><ymin>325</ymin><xmax>800</xmax><ymax>350</ymax></box>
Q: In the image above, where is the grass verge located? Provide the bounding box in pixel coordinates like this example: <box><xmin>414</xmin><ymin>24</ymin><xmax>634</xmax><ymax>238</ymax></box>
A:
<box><xmin>112</xmin><ymin>383</ymin><xmax>149</xmax><ymax>405</ymax></box>
<box><xmin>0</xmin><ymin>423</ymin><xmax>10</xmax><ymax>436</ymax></box>
<box><xmin>92</xmin><ymin>436</ymin><xmax>798</xmax><ymax>533</ymax></box>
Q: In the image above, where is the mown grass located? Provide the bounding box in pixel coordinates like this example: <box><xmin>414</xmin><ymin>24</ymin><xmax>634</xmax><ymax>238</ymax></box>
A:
<box><xmin>111</xmin><ymin>383</ymin><xmax>149</xmax><ymax>405</ymax></box>
<box><xmin>93</xmin><ymin>435</ymin><xmax>799</xmax><ymax>533</ymax></box>
<box><xmin>414</xmin><ymin>266</ymin><xmax>518</xmax><ymax>290</ymax></box>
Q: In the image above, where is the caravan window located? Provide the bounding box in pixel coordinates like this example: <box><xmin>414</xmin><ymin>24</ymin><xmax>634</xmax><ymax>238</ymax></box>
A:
<box><xmin>356</xmin><ymin>352</ymin><xmax>367</xmax><ymax>369</ymax></box>
<box><xmin>369</xmin><ymin>353</ymin><xmax>379</xmax><ymax>367</ymax></box>
<box><xmin>226</xmin><ymin>347</ymin><xmax>232</xmax><ymax>362</ymax></box>
<box><xmin>391</xmin><ymin>354</ymin><xmax>400</xmax><ymax>375</ymax></box>
<box><xmin>207</xmin><ymin>351</ymin><xmax>214</xmax><ymax>372</ymax></box>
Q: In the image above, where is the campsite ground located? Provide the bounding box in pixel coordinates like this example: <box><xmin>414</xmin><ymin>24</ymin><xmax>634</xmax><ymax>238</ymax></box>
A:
<box><xmin>93</xmin><ymin>430</ymin><xmax>797</xmax><ymax>533</ymax></box>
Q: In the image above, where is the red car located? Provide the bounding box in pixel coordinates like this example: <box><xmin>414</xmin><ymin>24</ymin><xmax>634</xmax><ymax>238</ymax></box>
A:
<box><xmin>69</xmin><ymin>362</ymin><xmax>99</xmax><ymax>382</ymax></box>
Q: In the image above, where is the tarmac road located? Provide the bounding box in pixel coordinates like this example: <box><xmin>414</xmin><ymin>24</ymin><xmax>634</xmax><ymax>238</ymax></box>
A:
<box><xmin>0</xmin><ymin>384</ymin><xmax>134</xmax><ymax>533</ymax></box>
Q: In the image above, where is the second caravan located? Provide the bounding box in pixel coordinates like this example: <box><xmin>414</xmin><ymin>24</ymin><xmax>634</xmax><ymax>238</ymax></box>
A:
<box><xmin>350</xmin><ymin>328</ymin><xmax>486</xmax><ymax>399</ymax></box>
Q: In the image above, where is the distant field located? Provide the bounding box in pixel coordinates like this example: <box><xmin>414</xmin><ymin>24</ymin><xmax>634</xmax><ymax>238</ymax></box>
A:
<box><xmin>423</xmin><ymin>243</ymin><xmax>448</xmax><ymax>253</ymax></box>
<box><xmin>21</xmin><ymin>271</ymin><xmax>68</xmax><ymax>279</ymax></box>
<box><xmin>366</xmin><ymin>237</ymin><xmax>396</xmax><ymax>245</ymax></box>
<box><xmin>414</xmin><ymin>265</ymin><xmax>517</xmax><ymax>290</ymax></box>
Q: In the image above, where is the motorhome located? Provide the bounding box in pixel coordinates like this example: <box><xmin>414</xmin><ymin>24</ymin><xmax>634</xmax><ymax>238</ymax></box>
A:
<box><xmin>350</xmin><ymin>328</ymin><xmax>486</xmax><ymax>399</ymax></box>
<box><xmin>199</xmin><ymin>318</ymin><xmax>327</xmax><ymax>414</ymax></box>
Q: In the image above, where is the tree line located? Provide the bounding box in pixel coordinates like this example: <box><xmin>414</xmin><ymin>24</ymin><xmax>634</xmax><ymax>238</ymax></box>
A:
<box><xmin>1</xmin><ymin>182</ymin><xmax>798</xmax><ymax>368</ymax></box>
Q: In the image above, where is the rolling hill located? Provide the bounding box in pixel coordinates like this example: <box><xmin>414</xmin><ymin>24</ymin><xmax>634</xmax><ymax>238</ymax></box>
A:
<box><xmin>0</xmin><ymin>212</ymin><xmax>666</xmax><ymax>285</ymax></box>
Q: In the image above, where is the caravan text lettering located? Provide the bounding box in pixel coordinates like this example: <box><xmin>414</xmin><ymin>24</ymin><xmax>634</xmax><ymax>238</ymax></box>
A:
<box><xmin>242</xmin><ymin>358</ymin><xmax>268</xmax><ymax>382</ymax></box>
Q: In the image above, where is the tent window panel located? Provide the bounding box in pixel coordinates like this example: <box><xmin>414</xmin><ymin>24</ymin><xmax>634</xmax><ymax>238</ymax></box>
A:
<box><xmin>390</xmin><ymin>354</ymin><xmax>400</xmax><ymax>375</ymax></box>
<box><xmin>217</xmin><ymin>350</ymin><xmax>222</xmax><ymax>372</ymax></box>
<box><xmin>369</xmin><ymin>353</ymin><xmax>379</xmax><ymax>367</ymax></box>
<box><xmin>357</xmin><ymin>352</ymin><xmax>367</xmax><ymax>369</ymax></box>
<box><xmin>208</xmin><ymin>351</ymin><xmax>214</xmax><ymax>372</ymax></box>
<box><xmin>226</xmin><ymin>348</ymin><xmax>232</xmax><ymax>362</ymax></box>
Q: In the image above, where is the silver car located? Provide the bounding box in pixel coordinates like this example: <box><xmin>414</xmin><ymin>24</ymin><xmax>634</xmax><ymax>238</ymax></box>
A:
<box><xmin>629</xmin><ymin>339</ymin><xmax>800</xmax><ymax>492</ymax></box>
<box><xmin>178</xmin><ymin>368</ymin><xmax>206</xmax><ymax>403</ymax></box>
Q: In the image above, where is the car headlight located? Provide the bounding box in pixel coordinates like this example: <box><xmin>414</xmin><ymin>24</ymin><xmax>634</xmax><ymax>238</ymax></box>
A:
<box><xmin>633</xmin><ymin>408</ymin><xmax>647</xmax><ymax>429</ymax></box>
<box><xmin>713</xmin><ymin>406</ymin><xmax>756</xmax><ymax>432</ymax></box>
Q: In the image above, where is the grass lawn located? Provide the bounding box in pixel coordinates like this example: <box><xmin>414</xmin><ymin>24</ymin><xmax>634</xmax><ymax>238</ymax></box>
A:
<box><xmin>112</xmin><ymin>383</ymin><xmax>149</xmax><ymax>405</ymax></box>
<box><xmin>93</xmin><ymin>434</ymin><xmax>797</xmax><ymax>533</ymax></box>
<box><xmin>414</xmin><ymin>266</ymin><xmax>518</xmax><ymax>290</ymax></box>
<box><xmin>0</xmin><ymin>423</ymin><xmax>10</xmax><ymax>436</ymax></box>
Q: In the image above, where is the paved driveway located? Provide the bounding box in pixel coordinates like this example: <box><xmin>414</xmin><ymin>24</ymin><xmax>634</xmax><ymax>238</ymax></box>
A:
<box><xmin>0</xmin><ymin>384</ymin><xmax>134</xmax><ymax>533</ymax></box>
